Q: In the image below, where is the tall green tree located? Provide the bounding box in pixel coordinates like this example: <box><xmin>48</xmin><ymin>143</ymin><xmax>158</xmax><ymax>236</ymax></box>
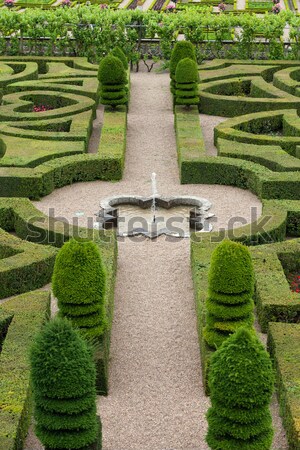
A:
<box><xmin>206</xmin><ymin>328</ymin><xmax>274</xmax><ymax>450</ymax></box>
<box><xmin>98</xmin><ymin>54</ymin><xmax>128</xmax><ymax>107</ymax></box>
<box><xmin>52</xmin><ymin>238</ymin><xmax>107</xmax><ymax>339</ymax></box>
<box><xmin>30</xmin><ymin>318</ymin><xmax>101</xmax><ymax>450</ymax></box>
<box><xmin>204</xmin><ymin>240</ymin><xmax>255</xmax><ymax>348</ymax></box>
<box><xmin>169</xmin><ymin>41</ymin><xmax>196</xmax><ymax>95</ymax></box>
<box><xmin>175</xmin><ymin>57</ymin><xmax>199</xmax><ymax>106</ymax></box>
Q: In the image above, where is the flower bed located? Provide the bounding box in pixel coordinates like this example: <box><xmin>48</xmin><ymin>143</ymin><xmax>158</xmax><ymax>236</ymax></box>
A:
<box><xmin>287</xmin><ymin>272</ymin><xmax>300</xmax><ymax>293</ymax></box>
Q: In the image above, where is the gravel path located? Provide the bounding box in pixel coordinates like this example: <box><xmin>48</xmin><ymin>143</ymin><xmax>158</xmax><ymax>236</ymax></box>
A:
<box><xmin>29</xmin><ymin>71</ymin><xmax>287</xmax><ymax>450</ymax></box>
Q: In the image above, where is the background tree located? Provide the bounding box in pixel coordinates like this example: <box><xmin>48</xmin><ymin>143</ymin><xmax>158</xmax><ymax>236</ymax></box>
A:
<box><xmin>111</xmin><ymin>46</ymin><xmax>128</xmax><ymax>70</ymax></box>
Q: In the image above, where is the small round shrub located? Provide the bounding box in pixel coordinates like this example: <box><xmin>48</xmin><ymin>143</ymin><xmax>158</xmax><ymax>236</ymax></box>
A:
<box><xmin>206</xmin><ymin>328</ymin><xmax>274</xmax><ymax>450</ymax></box>
<box><xmin>52</xmin><ymin>238</ymin><xmax>107</xmax><ymax>339</ymax></box>
<box><xmin>209</xmin><ymin>239</ymin><xmax>254</xmax><ymax>294</ymax></box>
<box><xmin>169</xmin><ymin>41</ymin><xmax>196</xmax><ymax>94</ymax></box>
<box><xmin>204</xmin><ymin>240</ymin><xmax>255</xmax><ymax>348</ymax></box>
<box><xmin>98</xmin><ymin>55</ymin><xmax>127</xmax><ymax>107</ymax></box>
<box><xmin>111</xmin><ymin>46</ymin><xmax>128</xmax><ymax>70</ymax></box>
<box><xmin>30</xmin><ymin>318</ymin><xmax>100</xmax><ymax>449</ymax></box>
<box><xmin>175</xmin><ymin>58</ymin><xmax>199</xmax><ymax>106</ymax></box>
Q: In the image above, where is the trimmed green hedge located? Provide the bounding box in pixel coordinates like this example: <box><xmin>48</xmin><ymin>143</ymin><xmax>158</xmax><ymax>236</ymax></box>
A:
<box><xmin>98</xmin><ymin>106</ymin><xmax>127</xmax><ymax>180</ymax></box>
<box><xmin>0</xmin><ymin>197</ymin><xmax>118</xmax><ymax>395</ymax></box>
<box><xmin>0</xmin><ymin>228</ymin><xmax>57</xmax><ymax>300</ymax></box>
<box><xmin>252</xmin><ymin>239</ymin><xmax>300</xmax><ymax>332</ymax></box>
<box><xmin>268</xmin><ymin>323</ymin><xmax>300</xmax><ymax>450</ymax></box>
<box><xmin>199</xmin><ymin>60</ymin><xmax>300</xmax><ymax>117</ymax></box>
<box><xmin>0</xmin><ymin>57</ymin><xmax>127</xmax><ymax>197</ymax></box>
<box><xmin>175</xmin><ymin>108</ymin><xmax>300</xmax><ymax>201</ymax></box>
<box><xmin>0</xmin><ymin>290</ymin><xmax>50</xmax><ymax>450</ymax></box>
<box><xmin>0</xmin><ymin>105</ymin><xmax>127</xmax><ymax>199</ymax></box>
<box><xmin>215</xmin><ymin>109</ymin><xmax>300</xmax><ymax>157</ymax></box>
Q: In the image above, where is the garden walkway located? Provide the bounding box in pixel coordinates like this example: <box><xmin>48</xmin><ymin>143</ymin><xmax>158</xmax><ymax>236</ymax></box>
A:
<box><xmin>27</xmin><ymin>70</ymin><xmax>286</xmax><ymax>450</ymax></box>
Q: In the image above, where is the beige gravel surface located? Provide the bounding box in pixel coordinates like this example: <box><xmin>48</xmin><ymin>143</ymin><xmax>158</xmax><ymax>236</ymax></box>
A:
<box><xmin>27</xmin><ymin>70</ymin><xmax>287</xmax><ymax>450</ymax></box>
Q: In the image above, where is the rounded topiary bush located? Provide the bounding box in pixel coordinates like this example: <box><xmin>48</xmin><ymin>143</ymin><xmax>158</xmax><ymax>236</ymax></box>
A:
<box><xmin>52</xmin><ymin>238</ymin><xmax>107</xmax><ymax>339</ymax></box>
<box><xmin>98</xmin><ymin>54</ymin><xmax>127</xmax><ymax>107</ymax></box>
<box><xmin>206</xmin><ymin>328</ymin><xmax>274</xmax><ymax>450</ymax></box>
<box><xmin>204</xmin><ymin>239</ymin><xmax>255</xmax><ymax>348</ymax></box>
<box><xmin>30</xmin><ymin>318</ymin><xmax>100</xmax><ymax>450</ymax></box>
<box><xmin>169</xmin><ymin>41</ymin><xmax>196</xmax><ymax>94</ymax></box>
<box><xmin>111</xmin><ymin>46</ymin><xmax>128</xmax><ymax>70</ymax></box>
<box><xmin>175</xmin><ymin>58</ymin><xmax>199</xmax><ymax>106</ymax></box>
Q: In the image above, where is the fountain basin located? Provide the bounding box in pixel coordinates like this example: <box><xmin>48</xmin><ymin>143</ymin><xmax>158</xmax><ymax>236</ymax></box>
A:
<box><xmin>95</xmin><ymin>195</ymin><xmax>214</xmax><ymax>238</ymax></box>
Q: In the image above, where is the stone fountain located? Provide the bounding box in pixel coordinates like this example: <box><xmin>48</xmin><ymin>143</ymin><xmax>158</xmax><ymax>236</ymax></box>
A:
<box><xmin>95</xmin><ymin>173</ymin><xmax>214</xmax><ymax>238</ymax></box>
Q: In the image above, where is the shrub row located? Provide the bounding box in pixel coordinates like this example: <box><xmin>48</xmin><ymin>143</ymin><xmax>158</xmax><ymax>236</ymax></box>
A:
<box><xmin>0</xmin><ymin>106</ymin><xmax>127</xmax><ymax>199</ymax></box>
<box><xmin>0</xmin><ymin>227</ymin><xmax>57</xmax><ymax>300</ymax></box>
<box><xmin>0</xmin><ymin>197</ymin><xmax>118</xmax><ymax>394</ymax></box>
<box><xmin>215</xmin><ymin>109</ymin><xmax>300</xmax><ymax>157</ymax></box>
<box><xmin>0</xmin><ymin>57</ymin><xmax>127</xmax><ymax>191</ymax></box>
<box><xmin>190</xmin><ymin>211</ymin><xmax>300</xmax><ymax>390</ymax></box>
<box><xmin>98</xmin><ymin>106</ymin><xmax>127</xmax><ymax>180</ymax></box>
<box><xmin>0</xmin><ymin>290</ymin><xmax>50</xmax><ymax>450</ymax></box>
<box><xmin>252</xmin><ymin>239</ymin><xmax>300</xmax><ymax>332</ymax></box>
<box><xmin>175</xmin><ymin>108</ymin><xmax>300</xmax><ymax>201</ymax></box>
<box><xmin>267</xmin><ymin>323</ymin><xmax>300</xmax><ymax>450</ymax></box>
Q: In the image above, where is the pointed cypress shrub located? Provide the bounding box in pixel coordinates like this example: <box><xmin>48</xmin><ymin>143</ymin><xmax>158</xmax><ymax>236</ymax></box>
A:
<box><xmin>98</xmin><ymin>55</ymin><xmax>127</xmax><ymax>107</ymax></box>
<box><xmin>111</xmin><ymin>46</ymin><xmax>128</xmax><ymax>70</ymax></box>
<box><xmin>204</xmin><ymin>240</ymin><xmax>255</xmax><ymax>348</ymax></box>
<box><xmin>52</xmin><ymin>238</ymin><xmax>107</xmax><ymax>339</ymax></box>
<box><xmin>175</xmin><ymin>58</ymin><xmax>199</xmax><ymax>106</ymax></box>
<box><xmin>30</xmin><ymin>318</ymin><xmax>101</xmax><ymax>450</ymax></box>
<box><xmin>206</xmin><ymin>328</ymin><xmax>274</xmax><ymax>450</ymax></box>
<box><xmin>169</xmin><ymin>41</ymin><xmax>196</xmax><ymax>95</ymax></box>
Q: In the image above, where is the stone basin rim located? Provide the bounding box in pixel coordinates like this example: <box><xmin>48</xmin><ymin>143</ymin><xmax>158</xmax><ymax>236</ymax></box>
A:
<box><xmin>99</xmin><ymin>194</ymin><xmax>212</xmax><ymax>211</ymax></box>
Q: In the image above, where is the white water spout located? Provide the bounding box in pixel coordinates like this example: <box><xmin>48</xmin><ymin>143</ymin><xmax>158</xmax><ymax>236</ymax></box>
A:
<box><xmin>151</xmin><ymin>172</ymin><xmax>157</xmax><ymax>223</ymax></box>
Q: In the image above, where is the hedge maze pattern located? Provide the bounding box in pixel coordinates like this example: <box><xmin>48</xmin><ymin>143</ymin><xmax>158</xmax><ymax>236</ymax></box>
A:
<box><xmin>0</xmin><ymin>57</ymin><xmax>126</xmax><ymax>199</ymax></box>
<box><xmin>0</xmin><ymin>57</ymin><xmax>119</xmax><ymax>450</ymax></box>
<box><xmin>184</xmin><ymin>60</ymin><xmax>300</xmax><ymax>450</ymax></box>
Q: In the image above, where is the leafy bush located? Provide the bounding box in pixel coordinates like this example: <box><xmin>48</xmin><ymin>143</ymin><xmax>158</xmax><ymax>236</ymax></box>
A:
<box><xmin>30</xmin><ymin>318</ymin><xmax>100</xmax><ymax>450</ymax></box>
<box><xmin>98</xmin><ymin>55</ymin><xmax>127</xmax><ymax>107</ymax></box>
<box><xmin>206</xmin><ymin>328</ymin><xmax>274</xmax><ymax>450</ymax></box>
<box><xmin>204</xmin><ymin>240</ymin><xmax>255</xmax><ymax>348</ymax></box>
<box><xmin>52</xmin><ymin>238</ymin><xmax>107</xmax><ymax>339</ymax></box>
<box><xmin>169</xmin><ymin>41</ymin><xmax>196</xmax><ymax>94</ymax></box>
<box><xmin>111</xmin><ymin>46</ymin><xmax>128</xmax><ymax>70</ymax></box>
<box><xmin>175</xmin><ymin>57</ymin><xmax>199</xmax><ymax>106</ymax></box>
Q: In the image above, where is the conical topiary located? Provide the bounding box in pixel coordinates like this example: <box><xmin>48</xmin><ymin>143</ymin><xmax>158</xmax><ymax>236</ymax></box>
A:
<box><xmin>206</xmin><ymin>328</ymin><xmax>274</xmax><ymax>450</ymax></box>
<box><xmin>30</xmin><ymin>318</ymin><xmax>101</xmax><ymax>450</ymax></box>
<box><xmin>98</xmin><ymin>54</ymin><xmax>127</xmax><ymax>107</ymax></box>
<box><xmin>111</xmin><ymin>46</ymin><xmax>128</xmax><ymax>70</ymax></box>
<box><xmin>52</xmin><ymin>238</ymin><xmax>107</xmax><ymax>339</ymax></box>
<box><xmin>170</xmin><ymin>41</ymin><xmax>196</xmax><ymax>94</ymax></box>
<box><xmin>175</xmin><ymin>57</ymin><xmax>199</xmax><ymax>106</ymax></box>
<box><xmin>204</xmin><ymin>239</ymin><xmax>255</xmax><ymax>348</ymax></box>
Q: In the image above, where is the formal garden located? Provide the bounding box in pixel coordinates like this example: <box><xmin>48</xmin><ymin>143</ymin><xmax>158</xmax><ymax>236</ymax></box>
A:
<box><xmin>0</xmin><ymin>5</ymin><xmax>299</xmax><ymax>450</ymax></box>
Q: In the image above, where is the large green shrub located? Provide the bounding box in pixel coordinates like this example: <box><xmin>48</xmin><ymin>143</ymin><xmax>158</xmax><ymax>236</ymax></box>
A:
<box><xmin>204</xmin><ymin>240</ymin><xmax>255</xmax><ymax>348</ymax></box>
<box><xmin>169</xmin><ymin>41</ymin><xmax>196</xmax><ymax>94</ymax></box>
<box><xmin>206</xmin><ymin>328</ymin><xmax>274</xmax><ymax>450</ymax></box>
<box><xmin>111</xmin><ymin>46</ymin><xmax>128</xmax><ymax>70</ymax></box>
<box><xmin>52</xmin><ymin>238</ymin><xmax>107</xmax><ymax>339</ymax></box>
<box><xmin>175</xmin><ymin>58</ymin><xmax>199</xmax><ymax>106</ymax></box>
<box><xmin>98</xmin><ymin>55</ymin><xmax>127</xmax><ymax>107</ymax></box>
<box><xmin>30</xmin><ymin>318</ymin><xmax>100</xmax><ymax>450</ymax></box>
